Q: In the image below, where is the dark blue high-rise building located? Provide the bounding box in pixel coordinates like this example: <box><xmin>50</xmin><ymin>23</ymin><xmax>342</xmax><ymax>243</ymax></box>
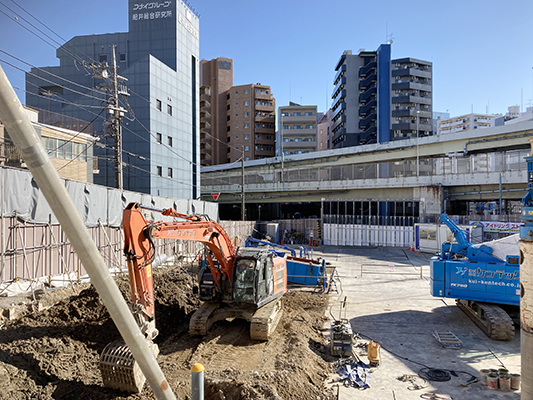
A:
<box><xmin>331</xmin><ymin>44</ymin><xmax>432</xmax><ymax>148</ymax></box>
<box><xmin>26</xmin><ymin>0</ymin><xmax>200</xmax><ymax>198</ymax></box>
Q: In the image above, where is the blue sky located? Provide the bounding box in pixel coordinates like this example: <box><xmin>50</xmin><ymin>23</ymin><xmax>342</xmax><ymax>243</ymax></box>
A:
<box><xmin>1</xmin><ymin>0</ymin><xmax>532</xmax><ymax>117</ymax></box>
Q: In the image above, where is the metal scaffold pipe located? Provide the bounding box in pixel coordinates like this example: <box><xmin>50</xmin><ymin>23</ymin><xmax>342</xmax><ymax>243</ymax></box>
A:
<box><xmin>0</xmin><ymin>66</ymin><xmax>176</xmax><ymax>399</ymax></box>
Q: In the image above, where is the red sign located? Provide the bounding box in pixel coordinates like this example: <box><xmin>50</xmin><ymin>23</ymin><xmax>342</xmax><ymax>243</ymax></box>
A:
<box><xmin>211</xmin><ymin>192</ymin><xmax>220</xmax><ymax>201</ymax></box>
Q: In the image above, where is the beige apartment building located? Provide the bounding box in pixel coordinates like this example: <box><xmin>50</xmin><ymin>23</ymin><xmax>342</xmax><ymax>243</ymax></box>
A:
<box><xmin>278</xmin><ymin>102</ymin><xmax>317</xmax><ymax>155</ymax></box>
<box><xmin>0</xmin><ymin>107</ymin><xmax>95</xmax><ymax>182</ymax></box>
<box><xmin>200</xmin><ymin>57</ymin><xmax>234</xmax><ymax>166</ymax></box>
<box><xmin>437</xmin><ymin>113</ymin><xmax>493</xmax><ymax>135</ymax></box>
<box><xmin>227</xmin><ymin>83</ymin><xmax>275</xmax><ymax>163</ymax></box>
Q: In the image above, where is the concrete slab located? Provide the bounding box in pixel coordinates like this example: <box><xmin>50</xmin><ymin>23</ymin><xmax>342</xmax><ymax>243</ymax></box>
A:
<box><xmin>316</xmin><ymin>245</ymin><xmax>520</xmax><ymax>400</ymax></box>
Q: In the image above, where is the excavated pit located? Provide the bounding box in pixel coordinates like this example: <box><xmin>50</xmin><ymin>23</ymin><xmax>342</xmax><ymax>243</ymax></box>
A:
<box><xmin>0</xmin><ymin>265</ymin><xmax>335</xmax><ymax>400</ymax></box>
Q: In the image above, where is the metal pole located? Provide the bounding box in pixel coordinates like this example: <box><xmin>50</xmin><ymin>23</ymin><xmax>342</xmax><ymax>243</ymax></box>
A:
<box><xmin>241</xmin><ymin>146</ymin><xmax>245</xmax><ymax>221</ymax></box>
<box><xmin>416</xmin><ymin>110</ymin><xmax>420</xmax><ymax>178</ymax></box>
<box><xmin>111</xmin><ymin>45</ymin><xmax>123</xmax><ymax>190</ymax></box>
<box><xmin>0</xmin><ymin>65</ymin><xmax>175</xmax><ymax>400</ymax></box>
<box><xmin>191</xmin><ymin>363</ymin><xmax>204</xmax><ymax>400</ymax></box>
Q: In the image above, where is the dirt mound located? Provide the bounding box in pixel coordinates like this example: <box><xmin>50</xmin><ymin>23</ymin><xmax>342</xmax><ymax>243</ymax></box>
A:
<box><xmin>0</xmin><ymin>266</ymin><xmax>334</xmax><ymax>400</ymax></box>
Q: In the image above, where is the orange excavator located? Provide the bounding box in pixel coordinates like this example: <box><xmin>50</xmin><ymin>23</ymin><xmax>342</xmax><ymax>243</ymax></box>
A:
<box><xmin>99</xmin><ymin>202</ymin><xmax>287</xmax><ymax>392</ymax></box>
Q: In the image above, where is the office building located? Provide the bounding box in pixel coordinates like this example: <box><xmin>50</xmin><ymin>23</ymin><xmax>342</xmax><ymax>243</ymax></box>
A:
<box><xmin>200</xmin><ymin>57</ymin><xmax>233</xmax><ymax>166</ymax></box>
<box><xmin>227</xmin><ymin>84</ymin><xmax>275</xmax><ymax>163</ymax></box>
<box><xmin>331</xmin><ymin>45</ymin><xmax>432</xmax><ymax>148</ymax></box>
<box><xmin>278</xmin><ymin>102</ymin><xmax>317</xmax><ymax>156</ymax></box>
<box><xmin>26</xmin><ymin>0</ymin><xmax>200</xmax><ymax>199</ymax></box>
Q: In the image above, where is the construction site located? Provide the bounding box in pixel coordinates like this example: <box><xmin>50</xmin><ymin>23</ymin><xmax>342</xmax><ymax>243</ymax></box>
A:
<box><xmin>0</xmin><ymin>25</ymin><xmax>530</xmax><ymax>400</ymax></box>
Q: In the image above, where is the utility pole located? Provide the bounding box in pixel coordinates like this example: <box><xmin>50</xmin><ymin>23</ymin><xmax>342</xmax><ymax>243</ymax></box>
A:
<box><xmin>94</xmin><ymin>44</ymin><xmax>128</xmax><ymax>190</ymax></box>
<box><xmin>241</xmin><ymin>145</ymin><xmax>245</xmax><ymax>221</ymax></box>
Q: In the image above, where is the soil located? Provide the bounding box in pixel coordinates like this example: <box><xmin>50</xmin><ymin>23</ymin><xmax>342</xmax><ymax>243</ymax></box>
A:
<box><xmin>0</xmin><ymin>265</ymin><xmax>335</xmax><ymax>400</ymax></box>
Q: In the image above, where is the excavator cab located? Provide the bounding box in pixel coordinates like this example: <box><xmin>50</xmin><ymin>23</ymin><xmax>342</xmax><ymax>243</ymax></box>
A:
<box><xmin>232</xmin><ymin>249</ymin><xmax>277</xmax><ymax>307</ymax></box>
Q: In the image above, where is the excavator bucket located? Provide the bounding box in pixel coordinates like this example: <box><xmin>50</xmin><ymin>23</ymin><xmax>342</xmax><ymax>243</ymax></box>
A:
<box><xmin>99</xmin><ymin>340</ymin><xmax>159</xmax><ymax>393</ymax></box>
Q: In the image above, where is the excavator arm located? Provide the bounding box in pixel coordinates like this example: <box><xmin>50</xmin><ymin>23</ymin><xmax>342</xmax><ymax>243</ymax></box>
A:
<box><xmin>122</xmin><ymin>202</ymin><xmax>236</xmax><ymax>319</ymax></box>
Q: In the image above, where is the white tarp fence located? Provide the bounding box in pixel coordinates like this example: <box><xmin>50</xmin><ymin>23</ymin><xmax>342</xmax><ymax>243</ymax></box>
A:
<box><xmin>1</xmin><ymin>166</ymin><xmax>218</xmax><ymax>226</ymax></box>
<box><xmin>323</xmin><ymin>223</ymin><xmax>413</xmax><ymax>247</ymax></box>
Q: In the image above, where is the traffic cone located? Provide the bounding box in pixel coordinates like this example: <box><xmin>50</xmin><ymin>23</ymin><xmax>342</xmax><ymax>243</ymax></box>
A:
<box><xmin>410</xmin><ymin>244</ymin><xmax>414</xmax><ymax>252</ymax></box>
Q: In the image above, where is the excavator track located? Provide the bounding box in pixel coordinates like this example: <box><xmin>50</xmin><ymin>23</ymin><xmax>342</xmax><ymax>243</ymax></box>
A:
<box><xmin>456</xmin><ymin>300</ymin><xmax>515</xmax><ymax>341</ymax></box>
<box><xmin>190</xmin><ymin>298</ymin><xmax>283</xmax><ymax>341</ymax></box>
<box><xmin>99</xmin><ymin>339</ymin><xmax>159</xmax><ymax>393</ymax></box>
<box><xmin>250</xmin><ymin>297</ymin><xmax>283</xmax><ymax>341</ymax></box>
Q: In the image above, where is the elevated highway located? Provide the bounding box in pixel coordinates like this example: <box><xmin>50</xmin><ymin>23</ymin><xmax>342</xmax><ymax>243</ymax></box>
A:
<box><xmin>201</xmin><ymin>121</ymin><xmax>533</xmax><ymax>220</ymax></box>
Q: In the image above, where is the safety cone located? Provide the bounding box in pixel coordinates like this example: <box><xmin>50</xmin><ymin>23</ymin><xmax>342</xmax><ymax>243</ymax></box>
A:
<box><xmin>410</xmin><ymin>244</ymin><xmax>414</xmax><ymax>252</ymax></box>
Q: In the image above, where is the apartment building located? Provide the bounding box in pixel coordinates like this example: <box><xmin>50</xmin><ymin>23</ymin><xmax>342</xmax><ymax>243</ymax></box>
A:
<box><xmin>200</xmin><ymin>57</ymin><xmax>234</xmax><ymax>166</ymax></box>
<box><xmin>227</xmin><ymin>84</ymin><xmax>275</xmax><ymax>163</ymax></box>
<box><xmin>331</xmin><ymin>45</ymin><xmax>433</xmax><ymax>149</ymax></box>
<box><xmin>278</xmin><ymin>102</ymin><xmax>317</xmax><ymax>156</ymax></box>
<box><xmin>0</xmin><ymin>107</ymin><xmax>95</xmax><ymax>182</ymax></box>
<box><xmin>317</xmin><ymin>109</ymin><xmax>332</xmax><ymax>151</ymax></box>
<box><xmin>438</xmin><ymin>113</ymin><xmax>493</xmax><ymax>135</ymax></box>
<box><xmin>391</xmin><ymin>58</ymin><xmax>433</xmax><ymax>138</ymax></box>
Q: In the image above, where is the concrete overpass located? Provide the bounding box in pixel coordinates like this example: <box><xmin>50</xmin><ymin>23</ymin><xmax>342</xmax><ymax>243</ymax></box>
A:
<box><xmin>201</xmin><ymin>121</ymin><xmax>533</xmax><ymax>221</ymax></box>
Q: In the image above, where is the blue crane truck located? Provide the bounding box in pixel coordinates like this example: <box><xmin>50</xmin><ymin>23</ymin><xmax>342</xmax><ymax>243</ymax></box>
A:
<box><xmin>430</xmin><ymin>213</ymin><xmax>519</xmax><ymax>340</ymax></box>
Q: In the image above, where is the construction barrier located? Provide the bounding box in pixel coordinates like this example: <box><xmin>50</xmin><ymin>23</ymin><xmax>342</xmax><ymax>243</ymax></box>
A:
<box><xmin>323</xmin><ymin>223</ymin><xmax>413</xmax><ymax>247</ymax></box>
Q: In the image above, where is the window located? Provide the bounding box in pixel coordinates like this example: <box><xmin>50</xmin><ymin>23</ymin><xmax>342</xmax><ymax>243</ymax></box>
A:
<box><xmin>245</xmin><ymin>157</ymin><xmax>250</xmax><ymax>161</ymax></box>
<box><xmin>293</xmin><ymin>125</ymin><xmax>302</xmax><ymax>129</ymax></box>
<box><xmin>244</xmin><ymin>135</ymin><xmax>249</xmax><ymax>140</ymax></box>
<box><xmin>244</xmin><ymin>89</ymin><xmax>249</xmax><ymax>94</ymax></box>
<box><xmin>304</xmin><ymin>112</ymin><xmax>313</xmax><ymax>116</ymax></box>
<box><xmin>255</xmin><ymin>134</ymin><xmax>261</xmax><ymax>139</ymax></box>
<box><xmin>227</xmin><ymin>104</ymin><xmax>230</xmax><ymax>110</ymax></box>
<box><xmin>156</xmin><ymin>133</ymin><xmax>162</xmax><ymax>144</ymax></box>
<box><xmin>236</xmin><ymin>124</ymin><xmax>239</xmax><ymax>128</ymax></box>
<box><xmin>168</xmin><ymin>168</ymin><xmax>173</xmax><ymax>178</ymax></box>
<box><xmin>227</xmin><ymin>93</ymin><xmax>230</xmax><ymax>100</ymax></box>
<box><xmin>244</xmin><ymin>112</ymin><xmax>249</xmax><ymax>117</ymax></box>
<box><xmin>306</xmin><ymin>125</ymin><xmax>314</xmax><ymax>129</ymax></box>
<box><xmin>168</xmin><ymin>136</ymin><xmax>173</xmax><ymax>147</ymax></box>
<box><xmin>235</xmin><ymin>102</ymin><xmax>238</xmax><ymax>106</ymax></box>
<box><xmin>227</xmin><ymin>126</ymin><xmax>231</xmax><ymax>132</ymax></box>
<box><xmin>244</xmin><ymin>124</ymin><xmax>249</xmax><ymax>128</ymax></box>
<box><xmin>167</xmin><ymin>105</ymin><xmax>172</xmax><ymax>116</ymax></box>
<box><xmin>244</xmin><ymin>146</ymin><xmax>249</xmax><ymax>151</ymax></box>
<box><xmin>227</xmin><ymin>136</ymin><xmax>231</xmax><ymax>142</ymax></box>
<box><xmin>156</xmin><ymin>99</ymin><xmax>162</xmax><ymax>111</ymax></box>
<box><xmin>157</xmin><ymin>166</ymin><xmax>162</xmax><ymax>176</ymax></box>
<box><xmin>236</xmin><ymin>136</ymin><xmax>239</xmax><ymax>139</ymax></box>
<box><xmin>227</xmin><ymin>148</ymin><xmax>230</xmax><ymax>153</ymax></box>
<box><xmin>119</xmin><ymin>52</ymin><xmax>126</xmax><ymax>62</ymax></box>
<box><xmin>244</xmin><ymin>101</ymin><xmax>249</xmax><ymax>106</ymax></box>
<box><xmin>283</xmin><ymin>125</ymin><xmax>289</xmax><ymax>129</ymax></box>
<box><xmin>293</xmin><ymin>112</ymin><xmax>301</xmax><ymax>116</ymax></box>
<box><xmin>227</xmin><ymin>115</ymin><xmax>230</xmax><ymax>121</ymax></box>
<box><xmin>235</xmin><ymin>90</ymin><xmax>238</xmax><ymax>94</ymax></box>
<box><xmin>99</xmin><ymin>54</ymin><xmax>108</xmax><ymax>63</ymax></box>
<box><xmin>266</xmin><ymin>135</ymin><xmax>272</xmax><ymax>140</ymax></box>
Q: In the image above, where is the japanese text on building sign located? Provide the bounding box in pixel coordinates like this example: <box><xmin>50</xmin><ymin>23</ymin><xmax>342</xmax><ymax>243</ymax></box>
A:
<box><xmin>178</xmin><ymin>15</ymin><xmax>198</xmax><ymax>39</ymax></box>
<box><xmin>470</xmin><ymin>220</ymin><xmax>523</xmax><ymax>233</ymax></box>
<box><xmin>132</xmin><ymin>1</ymin><xmax>172</xmax><ymax>20</ymax></box>
<box><xmin>133</xmin><ymin>1</ymin><xmax>171</xmax><ymax>10</ymax></box>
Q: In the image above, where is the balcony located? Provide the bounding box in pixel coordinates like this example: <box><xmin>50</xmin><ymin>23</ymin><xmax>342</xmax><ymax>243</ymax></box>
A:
<box><xmin>332</xmin><ymin>77</ymin><xmax>346</xmax><ymax>99</ymax></box>
<box><xmin>392</xmin><ymin>67</ymin><xmax>431</xmax><ymax>79</ymax></box>
<box><xmin>359</xmin><ymin>86</ymin><xmax>377</xmax><ymax>102</ymax></box>
<box><xmin>332</xmin><ymin>102</ymin><xmax>346</xmax><ymax>122</ymax></box>
<box><xmin>334</xmin><ymin>64</ymin><xmax>347</xmax><ymax>85</ymax></box>
<box><xmin>392</xmin><ymin>94</ymin><xmax>432</xmax><ymax>105</ymax></box>
<box><xmin>359</xmin><ymin>73</ymin><xmax>377</xmax><ymax>90</ymax></box>
<box><xmin>359</xmin><ymin>61</ymin><xmax>376</xmax><ymax>77</ymax></box>
<box><xmin>391</xmin><ymin>122</ymin><xmax>432</xmax><ymax>132</ymax></box>
<box><xmin>255</xmin><ymin>103</ymin><xmax>274</xmax><ymax>112</ymax></box>
<box><xmin>331</xmin><ymin>89</ymin><xmax>346</xmax><ymax>110</ymax></box>
<box><xmin>255</xmin><ymin>114</ymin><xmax>275</xmax><ymax>123</ymax></box>
<box><xmin>200</xmin><ymin>99</ymin><xmax>211</xmax><ymax>109</ymax></box>
<box><xmin>360</xmin><ymin>100</ymin><xmax>377</xmax><ymax>116</ymax></box>
<box><xmin>331</xmin><ymin>115</ymin><xmax>346</xmax><ymax>132</ymax></box>
<box><xmin>359</xmin><ymin>113</ymin><xmax>376</xmax><ymax>130</ymax></box>
<box><xmin>392</xmin><ymin>81</ymin><xmax>431</xmax><ymax>92</ymax></box>
<box><xmin>391</xmin><ymin>109</ymin><xmax>432</xmax><ymax>119</ymax></box>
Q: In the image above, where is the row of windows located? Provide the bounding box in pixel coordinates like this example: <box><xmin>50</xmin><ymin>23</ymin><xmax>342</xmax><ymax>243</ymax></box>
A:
<box><xmin>41</xmin><ymin>137</ymin><xmax>88</xmax><ymax>162</ymax></box>
<box><xmin>156</xmin><ymin>99</ymin><xmax>172</xmax><ymax>116</ymax></box>
<box><xmin>229</xmin><ymin>134</ymin><xmax>274</xmax><ymax>141</ymax></box>
<box><xmin>282</xmin><ymin>125</ymin><xmax>315</xmax><ymax>129</ymax></box>
<box><xmin>98</xmin><ymin>53</ymin><xmax>126</xmax><ymax>64</ymax></box>
<box><xmin>280</xmin><ymin>112</ymin><xmax>314</xmax><ymax>117</ymax></box>
<box><xmin>156</xmin><ymin>133</ymin><xmax>173</xmax><ymax>147</ymax></box>
<box><xmin>282</xmin><ymin>138</ymin><xmax>314</xmax><ymax>142</ymax></box>
<box><xmin>156</xmin><ymin>166</ymin><xmax>173</xmax><ymax>178</ymax></box>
